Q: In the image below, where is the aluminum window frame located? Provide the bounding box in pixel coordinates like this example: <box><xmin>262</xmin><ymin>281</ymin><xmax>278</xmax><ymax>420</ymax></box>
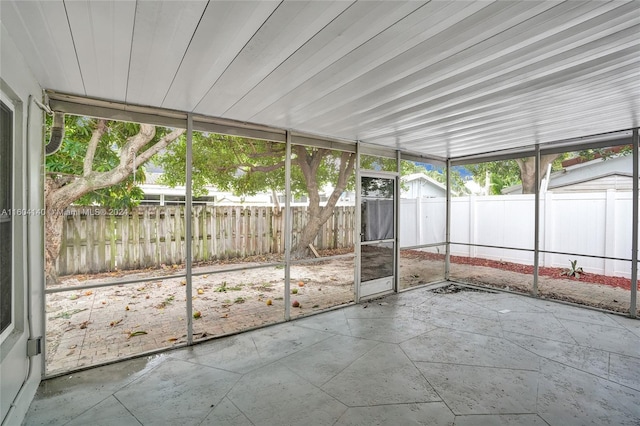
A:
<box><xmin>0</xmin><ymin>92</ymin><xmax>15</xmax><ymax>343</ymax></box>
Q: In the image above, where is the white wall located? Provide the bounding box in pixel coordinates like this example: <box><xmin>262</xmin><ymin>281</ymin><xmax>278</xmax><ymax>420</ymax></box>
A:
<box><xmin>401</xmin><ymin>191</ymin><xmax>634</xmax><ymax>278</ymax></box>
<box><xmin>0</xmin><ymin>22</ymin><xmax>45</xmax><ymax>426</ymax></box>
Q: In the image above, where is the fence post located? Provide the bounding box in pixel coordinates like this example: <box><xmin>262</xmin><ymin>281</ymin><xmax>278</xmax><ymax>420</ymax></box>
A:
<box><xmin>604</xmin><ymin>189</ymin><xmax>616</xmax><ymax>276</ymax></box>
<box><xmin>416</xmin><ymin>198</ymin><xmax>422</xmax><ymax>246</ymax></box>
<box><xmin>543</xmin><ymin>191</ymin><xmax>554</xmax><ymax>268</ymax></box>
<box><xmin>469</xmin><ymin>195</ymin><xmax>476</xmax><ymax>258</ymax></box>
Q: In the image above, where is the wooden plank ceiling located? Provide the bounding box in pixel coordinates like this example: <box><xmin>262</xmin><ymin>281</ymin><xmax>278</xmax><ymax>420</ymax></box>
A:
<box><xmin>2</xmin><ymin>0</ymin><xmax>639</xmax><ymax>158</ymax></box>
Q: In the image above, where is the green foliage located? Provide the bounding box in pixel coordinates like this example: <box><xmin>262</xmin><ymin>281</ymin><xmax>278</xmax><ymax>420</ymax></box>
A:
<box><xmin>561</xmin><ymin>259</ymin><xmax>584</xmax><ymax>279</ymax></box>
<box><xmin>214</xmin><ymin>282</ymin><xmax>228</xmax><ymax>292</ymax></box>
<box><xmin>466</xmin><ymin>160</ymin><xmax>525</xmax><ymax>195</ymax></box>
<box><xmin>425</xmin><ymin>167</ymin><xmax>469</xmax><ymax>196</ymax></box>
<box><xmin>576</xmin><ymin>145</ymin><xmax>632</xmax><ymax>162</ymax></box>
<box><xmin>159</xmin><ymin>134</ymin><xmax>470</xmax><ymax>201</ymax></box>
<box><xmin>467</xmin><ymin>145</ymin><xmax>632</xmax><ymax>196</ymax></box>
<box><xmin>159</xmin><ymin>133</ymin><xmax>302</xmax><ymax>198</ymax></box>
<box><xmin>45</xmin><ymin>115</ymin><xmax>179</xmax><ymax>208</ymax></box>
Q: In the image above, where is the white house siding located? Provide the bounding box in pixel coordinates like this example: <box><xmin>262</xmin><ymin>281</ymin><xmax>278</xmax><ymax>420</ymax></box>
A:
<box><xmin>0</xmin><ymin>23</ymin><xmax>45</xmax><ymax>425</ymax></box>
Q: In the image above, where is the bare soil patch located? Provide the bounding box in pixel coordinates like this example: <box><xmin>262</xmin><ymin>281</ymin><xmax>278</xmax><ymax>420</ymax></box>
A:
<box><xmin>45</xmin><ymin>249</ymin><xmax>635</xmax><ymax>375</ymax></box>
<box><xmin>403</xmin><ymin>250</ymin><xmax>634</xmax><ymax>313</ymax></box>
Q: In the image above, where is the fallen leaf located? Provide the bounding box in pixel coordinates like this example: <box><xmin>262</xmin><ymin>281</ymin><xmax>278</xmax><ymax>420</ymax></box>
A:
<box><xmin>167</xmin><ymin>337</ymin><xmax>178</xmax><ymax>342</ymax></box>
<box><xmin>125</xmin><ymin>305</ymin><xmax>130</xmax><ymax>311</ymax></box>
<box><xmin>193</xmin><ymin>311</ymin><xmax>202</xmax><ymax>319</ymax></box>
<box><xmin>128</xmin><ymin>331</ymin><xmax>147</xmax><ymax>337</ymax></box>
<box><xmin>197</xmin><ymin>288</ymin><xmax>204</xmax><ymax>295</ymax></box>
<box><xmin>84</xmin><ymin>290</ymin><xmax>93</xmax><ymax>296</ymax></box>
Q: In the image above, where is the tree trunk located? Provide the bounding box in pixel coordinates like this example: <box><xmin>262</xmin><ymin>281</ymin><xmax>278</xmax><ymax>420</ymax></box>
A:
<box><xmin>290</xmin><ymin>147</ymin><xmax>355</xmax><ymax>258</ymax></box>
<box><xmin>44</xmin><ymin>177</ymin><xmax>65</xmax><ymax>284</ymax></box>
<box><xmin>516</xmin><ymin>154</ymin><xmax>559</xmax><ymax>194</ymax></box>
<box><xmin>292</xmin><ymin>214</ymin><xmax>326</xmax><ymax>259</ymax></box>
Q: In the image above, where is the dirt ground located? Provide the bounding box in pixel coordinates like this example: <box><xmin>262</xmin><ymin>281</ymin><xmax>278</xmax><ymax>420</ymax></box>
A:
<box><xmin>44</xmin><ymin>251</ymin><xmax>636</xmax><ymax>376</ymax></box>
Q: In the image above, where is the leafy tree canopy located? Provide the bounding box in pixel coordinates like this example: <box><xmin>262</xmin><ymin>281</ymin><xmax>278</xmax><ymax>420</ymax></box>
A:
<box><xmin>465</xmin><ymin>145</ymin><xmax>632</xmax><ymax>195</ymax></box>
<box><xmin>45</xmin><ymin>115</ymin><xmax>181</xmax><ymax>208</ymax></box>
<box><xmin>157</xmin><ymin>134</ymin><xmax>442</xmax><ymax>199</ymax></box>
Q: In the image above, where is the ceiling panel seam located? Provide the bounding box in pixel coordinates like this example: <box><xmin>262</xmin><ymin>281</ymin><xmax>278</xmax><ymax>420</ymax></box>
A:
<box><xmin>361</xmin><ymin>60</ymin><xmax>639</xmax><ymax>142</ymax></box>
<box><xmin>351</xmin><ymin>42</ymin><xmax>639</xmax><ymax>140</ymax></box>
<box><xmin>123</xmin><ymin>0</ymin><xmax>138</xmax><ymax>104</ymax></box>
<box><xmin>218</xmin><ymin>0</ymin><xmax>360</xmax><ymax>117</ymax></box>
<box><xmin>303</xmin><ymin>2</ymin><xmax>636</xmax><ymax>135</ymax></box>
<box><xmin>221</xmin><ymin>0</ymin><xmax>433</xmax><ymax>119</ymax></box>
<box><xmin>62</xmin><ymin>0</ymin><xmax>87</xmax><ymax>96</ymax></box>
<box><xmin>308</xmin><ymin>15</ymin><xmax>640</xmax><ymax>136</ymax></box>
<box><xmin>244</xmin><ymin>0</ymin><xmax>464</xmax><ymax>123</ymax></box>
<box><xmin>159</xmin><ymin>0</ymin><xmax>211</xmax><ymax>108</ymax></box>
<box><xmin>261</xmin><ymin>1</ymin><xmax>552</xmax><ymax>129</ymax></box>
<box><xmin>191</xmin><ymin>0</ymin><xmax>284</xmax><ymax>112</ymax></box>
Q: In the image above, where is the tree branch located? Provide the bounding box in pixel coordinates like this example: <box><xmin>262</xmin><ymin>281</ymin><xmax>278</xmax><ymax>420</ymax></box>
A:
<box><xmin>132</xmin><ymin>126</ymin><xmax>185</xmax><ymax>166</ymax></box>
<box><xmin>83</xmin><ymin>119</ymin><xmax>107</xmax><ymax>176</ymax></box>
<box><xmin>50</xmin><ymin>125</ymin><xmax>185</xmax><ymax>209</ymax></box>
<box><xmin>246</xmin><ymin>161</ymin><xmax>286</xmax><ymax>173</ymax></box>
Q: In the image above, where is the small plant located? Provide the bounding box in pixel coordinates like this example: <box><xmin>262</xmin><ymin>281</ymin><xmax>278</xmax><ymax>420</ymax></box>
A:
<box><xmin>291</xmin><ymin>288</ymin><xmax>298</xmax><ymax>294</ymax></box>
<box><xmin>562</xmin><ymin>260</ymin><xmax>584</xmax><ymax>279</ymax></box>
<box><xmin>215</xmin><ymin>282</ymin><xmax>228</xmax><ymax>292</ymax></box>
<box><xmin>156</xmin><ymin>295</ymin><xmax>174</xmax><ymax>309</ymax></box>
<box><xmin>234</xmin><ymin>297</ymin><xmax>246</xmax><ymax>304</ymax></box>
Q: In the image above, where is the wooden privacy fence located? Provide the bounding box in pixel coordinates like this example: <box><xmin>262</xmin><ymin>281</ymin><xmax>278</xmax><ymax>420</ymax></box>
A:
<box><xmin>57</xmin><ymin>205</ymin><xmax>355</xmax><ymax>276</ymax></box>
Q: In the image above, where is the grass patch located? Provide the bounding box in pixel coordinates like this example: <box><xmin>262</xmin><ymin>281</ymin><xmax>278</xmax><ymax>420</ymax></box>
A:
<box><xmin>155</xmin><ymin>295</ymin><xmax>174</xmax><ymax>309</ymax></box>
<box><xmin>53</xmin><ymin>308</ymin><xmax>87</xmax><ymax>320</ymax></box>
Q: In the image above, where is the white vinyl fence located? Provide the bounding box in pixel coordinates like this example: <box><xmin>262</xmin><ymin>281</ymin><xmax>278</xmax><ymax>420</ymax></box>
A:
<box><xmin>400</xmin><ymin>190</ymin><xmax>634</xmax><ymax>278</ymax></box>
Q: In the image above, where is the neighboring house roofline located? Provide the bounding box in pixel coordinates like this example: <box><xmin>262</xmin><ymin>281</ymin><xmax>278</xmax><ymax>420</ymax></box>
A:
<box><xmin>548</xmin><ymin>171</ymin><xmax>633</xmax><ymax>190</ymax></box>
<box><xmin>401</xmin><ymin>173</ymin><xmax>447</xmax><ymax>191</ymax></box>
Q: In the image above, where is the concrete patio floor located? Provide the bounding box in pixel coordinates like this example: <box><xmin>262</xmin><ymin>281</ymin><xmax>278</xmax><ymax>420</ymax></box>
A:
<box><xmin>24</xmin><ymin>284</ymin><xmax>640</xmax><ymax>426</ymax></box>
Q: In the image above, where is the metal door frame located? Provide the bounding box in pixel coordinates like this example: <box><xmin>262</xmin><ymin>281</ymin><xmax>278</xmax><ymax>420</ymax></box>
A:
<box><xmin>355</xmin><ymin>169</ymin><xmax>399</xmax><ymax>302</ymax></box>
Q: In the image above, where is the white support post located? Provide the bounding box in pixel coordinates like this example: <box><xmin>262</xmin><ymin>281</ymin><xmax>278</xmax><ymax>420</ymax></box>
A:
<box><xmin>533</xmin><ymin>144</ymin><xmax>540</xmax><ymax>296</ymax></box>
<box><xmin>445</xmin><ymin>159</ymin><xmax>451</xmax><ymax>280</ymax></box>
<box><xmin>284</xmin><ymin>131</ymin><xmax>292</xmax><ymax>320</ymax></box>
<box><xmin>186</xmin><ymin>113</ymin><xmax>193</xmax><ymax>345</ymax></box>
<box><xmin>630</xmin><ymin>128</ymin><xmax>638</xmax><ymax>318</ymax></box>
<box><xmin>354</xmin><ymin>143</ymin><xmax>361</xmax><ymax>302</ymax></box>
<box><xmin>395</xmin><ymin>150</ymin><xmax>400</xmax><ymax>293</ymax></box>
